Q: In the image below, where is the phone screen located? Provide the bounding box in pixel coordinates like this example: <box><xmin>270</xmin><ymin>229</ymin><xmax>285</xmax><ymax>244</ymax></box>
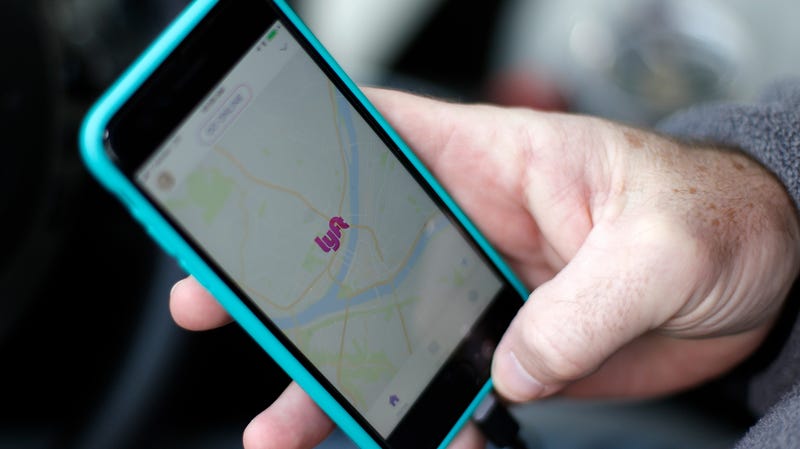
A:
<box><xmin>136</xmin><ymin>20</ymin><xmax>504</xmax><ymax>437</ymax></box>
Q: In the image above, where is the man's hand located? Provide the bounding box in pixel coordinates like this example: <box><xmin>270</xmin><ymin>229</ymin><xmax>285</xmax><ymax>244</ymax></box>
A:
<box><xmin>170</xmin><ymin>88</ymin><xmax>800</xmax><ymax>448</ymax></box>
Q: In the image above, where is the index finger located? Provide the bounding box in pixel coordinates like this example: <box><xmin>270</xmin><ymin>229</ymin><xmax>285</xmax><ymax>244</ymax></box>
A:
<box><xmin>169</xmin><ymin>276</ymin><xmax>232</xmax><ymax>331</ymax></box>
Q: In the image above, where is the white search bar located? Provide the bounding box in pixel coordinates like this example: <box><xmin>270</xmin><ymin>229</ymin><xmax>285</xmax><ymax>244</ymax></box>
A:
<box><xmin>199</xmin><ymin>85</ymin><xmax>253</xmax><ymax>144</ymax></box>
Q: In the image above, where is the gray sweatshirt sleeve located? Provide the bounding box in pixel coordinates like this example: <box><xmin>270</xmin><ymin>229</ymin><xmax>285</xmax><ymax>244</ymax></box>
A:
<box><xmin>658</xmin><ymin>79</ymin><xmax>800</xmax><ymax>449</ymax></box>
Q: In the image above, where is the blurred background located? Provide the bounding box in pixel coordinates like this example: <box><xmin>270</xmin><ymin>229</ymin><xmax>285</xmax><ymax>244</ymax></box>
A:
<box><xmin>2</xmin><ymin>0</ymin><xmax>798</xmax><ymax>448</ymax></box>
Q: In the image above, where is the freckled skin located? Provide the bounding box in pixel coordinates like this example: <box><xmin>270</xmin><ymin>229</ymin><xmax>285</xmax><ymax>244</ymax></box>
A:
<box><xmin>600</xmin><ymin>127</ymin><xmax>799</xmax><ymax>338</ymax></box>
<box><xmin>624</xmin><ymin>130</ymin><xmax>645</xmax><ymax>149</ymax></box>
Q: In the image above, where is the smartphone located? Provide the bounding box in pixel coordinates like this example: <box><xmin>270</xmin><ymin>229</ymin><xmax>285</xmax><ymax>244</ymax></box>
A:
<box><xmin>80</xmin><ymin>1</ymin><xmax>527</xmax><ymax>447</ymax></box>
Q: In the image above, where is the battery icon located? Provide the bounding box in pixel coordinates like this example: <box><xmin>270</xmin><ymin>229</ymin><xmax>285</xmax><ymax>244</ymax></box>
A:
<box><xmin>267</xmin><ymin>29</ymin><xmax>278</xmax><ymax>41</ymax></box>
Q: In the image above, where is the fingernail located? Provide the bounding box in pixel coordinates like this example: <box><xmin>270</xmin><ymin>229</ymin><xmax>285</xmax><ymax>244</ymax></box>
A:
<box><xmin>170</xmin><ymin>278</ymin><xmax>184</xmax><ymax>297</ymax></box>
<box><xmin>498</xmin><ymin>351</ymin><xmax>545</xmax><ymax>400</ymax></box>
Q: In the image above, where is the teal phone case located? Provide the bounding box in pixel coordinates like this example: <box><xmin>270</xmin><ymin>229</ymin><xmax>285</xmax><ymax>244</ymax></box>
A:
<box><xmin>80</xmin><ymin>1</ymin><xmax>528</xmax><ymax>448</ymax></box>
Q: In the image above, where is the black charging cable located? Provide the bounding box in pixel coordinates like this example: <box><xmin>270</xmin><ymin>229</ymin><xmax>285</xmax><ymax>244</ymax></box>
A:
<box><xmin>472</xmin><ymin>391</ymin><xmax>529</xmax><ymax>449</ymax></box>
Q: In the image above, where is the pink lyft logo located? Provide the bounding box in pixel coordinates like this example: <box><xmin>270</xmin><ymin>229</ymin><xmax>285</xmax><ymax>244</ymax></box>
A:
<box><xmin>315</xmin><ymin>217</ymin><xmax>350</xmax><ymax>253</ymax></box>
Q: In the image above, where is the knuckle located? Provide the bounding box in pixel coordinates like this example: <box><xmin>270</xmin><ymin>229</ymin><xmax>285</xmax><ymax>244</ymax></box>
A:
<box><xmin>518</xmin><ymin>320</ymin><xmax>588</xmax><ymax>381</ymax></box>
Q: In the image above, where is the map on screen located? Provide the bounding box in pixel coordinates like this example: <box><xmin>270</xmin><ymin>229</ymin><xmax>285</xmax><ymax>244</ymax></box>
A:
<box><xmin>147</xmin><ymin>32</ymin><xmax>501</xmax><ymax>435</ymax></box>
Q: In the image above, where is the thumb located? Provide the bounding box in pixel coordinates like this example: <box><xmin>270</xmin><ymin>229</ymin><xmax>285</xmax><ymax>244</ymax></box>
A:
<box><xmin>492</xmin><ymin>219</ymin><xmax>697</xmax><ymax>402</ymax></box>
